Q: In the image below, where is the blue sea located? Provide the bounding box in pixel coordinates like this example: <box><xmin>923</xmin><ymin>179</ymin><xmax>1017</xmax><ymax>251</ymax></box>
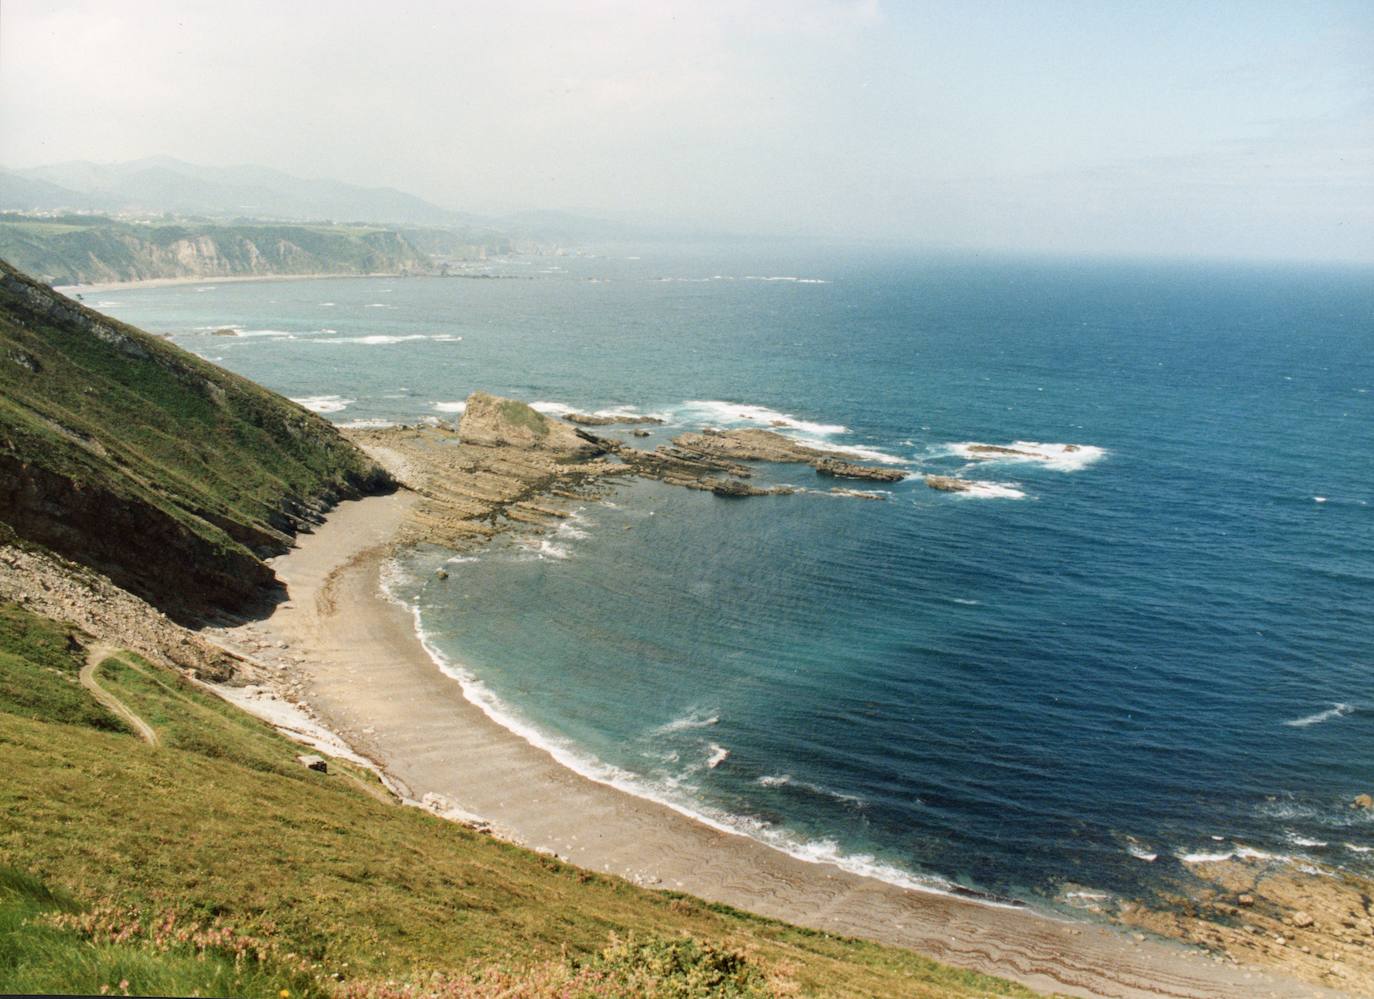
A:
<box><xmin>90</xmin><ymin>247</ymin><xmax>1374</xmax><ymax>908</ymax></box>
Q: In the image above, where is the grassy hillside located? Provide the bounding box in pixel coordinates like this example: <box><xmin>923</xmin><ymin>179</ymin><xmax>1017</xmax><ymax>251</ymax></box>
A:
<box><xmin>0</xmin><ymin>214</ymin><xmax>513</xmax><ymax>286</ymax></box>
<box><xmin>0</xmin><ymin>260</ymin><xmax>391</xmax><ymax>619</ymax></box>
<box><xmin>0</xmin><ymin>601</ymin><xmax>1035</xmax><ymax>997</ymax></box>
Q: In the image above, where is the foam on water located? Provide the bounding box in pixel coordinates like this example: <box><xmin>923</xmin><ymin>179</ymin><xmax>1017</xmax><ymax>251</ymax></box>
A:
<box><xmin>678</xmin><ymin>400</ymin><xmax>849</xmax><ymax>436</ymax></box>
<box><xmin>1177</xmin><ymin>845</ymin><xmax>1281</xmax><ymax>864</ymax></box>
<box><xmin>291</xmin><ymin>394</ymin><xmax>353</xmax><ymax>414</ymax></box>
<box><xmin>1283</xmin><ymin>703</ymin><xmax>1354</xmax><ymax>728</ymax></box>
<box><xmin>652</xmin><ymin>710</ymin><xmax>720</xmax><ymax>734</ymax></box>
<box><xmin>313</xmin><ymin>334</ymin><xmax>429</xmax><ymax>345</ymax></box>
<box><xmin>942</xmin><ymin>480</ymin><xmax>1027</xmax><ymax>500</ymax></box>
<box><xmin>1287</xmin><ymin>834</ymin><xmax>1329</xmax><ymax>848</ymax></box>
<box><xmin>949</xmin><ymin>441</ymin><xmax>1106</xmax><ymax>472</ymax></box>
<box><xmin>433</xmin><ymin>401</ymin><xmax>467</xmax><ymax>413</ymax></box>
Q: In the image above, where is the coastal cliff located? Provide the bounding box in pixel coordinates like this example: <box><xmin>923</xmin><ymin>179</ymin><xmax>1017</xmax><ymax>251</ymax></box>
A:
<box><xmin>0</xmin><ymin>214</ymin><xmax>513</xmax><ymax>286</ymax></box>
<box><xmin>0</xmin><ymin>259</ymin><xmax>392</xmax><ymax>620</ymax></box>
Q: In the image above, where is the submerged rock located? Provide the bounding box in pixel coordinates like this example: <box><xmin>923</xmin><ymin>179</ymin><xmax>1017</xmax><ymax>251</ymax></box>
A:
<box><xmin>1353</xmin><ymin>793</ymin><xmax>1373</xmax><ymax>811</ymax></box>
<box><xmin>690</xmin><ymin>478</ymin><xmax>793</xmax><ymax>498</ymax></box>
<box><xmin>966</xmin><ymin>443</ymin><xmax>1041</xmax><ymax>459</ymax></box>
<box><xmin>564</xmin><ymin>412</ymin><xmax>664</xmax><ymax>427</ymax></box>
<box><xmin>925</xmin><ymin>475</ymin><xmax>975</xmax><ymax>493</ymax></box>
<box><xmin>812</xmin><ymin>458</ymin><xmax>904</xmax><ymax>482</ymax></box>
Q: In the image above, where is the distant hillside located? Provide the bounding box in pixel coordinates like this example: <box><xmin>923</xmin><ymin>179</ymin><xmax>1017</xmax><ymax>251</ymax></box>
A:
<box><xmin>0</xmin><ymin>215</ymin><xmax>512</xmax><ymax>286</ymax></box>
<box><xmin>1</xmin><ymin>156</ymin><xmax>475</xmax><ymax>227</ymax></box>
<box><xmin>0</xmin><ymin>260</ymin><xmax>392</xmax><ymax>620</ymax></box>
<box><xmin>1</xmin><ymin>157</ymin><xmax>684</xmax><ymax>247</ymax></box>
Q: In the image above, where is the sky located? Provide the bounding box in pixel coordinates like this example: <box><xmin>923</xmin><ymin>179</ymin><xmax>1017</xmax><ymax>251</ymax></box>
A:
<box><xmin>1</xmin><ymin>0</ymin><xmax>1371</xmax><ymax>262</ymax></box>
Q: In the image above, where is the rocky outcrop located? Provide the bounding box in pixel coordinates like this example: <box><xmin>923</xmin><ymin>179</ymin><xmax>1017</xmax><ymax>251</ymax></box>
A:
<box><xmin>925</xmin><ymin>475</ymin><xmax>976</xmax><ymax>493</ymax></box>
<box><xmin>966</xmin><ymin>444</ymin><xmax>1040</xmax><ymax>459</ymax></box>
<box><xmin>687</xmin><ymin>478</ymin><xmax>794</xmax><ymax>498</ymax></box>
<box><xmin>670</xmin><ymin>428</ymin><xmax>904</xmax><ymax>482</ymax></box>
<box><xmin>564</xmin><ymin>412</ymin><xmax>664</xmax><ymax>427</ymax></box>
<box><xmin>1114</xmin><ymin>856</ymin><xmax>1374</xmax><ymax>994</ymax></box>
<box><xmin>813</xmin><ymin>458</ymin><xmax>905</xmax><ymax>482</ymax></box>
<box><xmin>672</xmin><ymin>428</ymin><xmax>830</xmax><ymax>464</ymax></box>
<box><xmin>458</xmin><ymin>391</ymin><xmax>609</xmax><ymax>458</ymax></box>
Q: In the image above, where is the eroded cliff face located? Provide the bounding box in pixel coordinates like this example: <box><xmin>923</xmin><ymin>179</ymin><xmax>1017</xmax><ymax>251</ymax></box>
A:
<box><xmin>0</xmin><ymin>260</ymin><xmax>393</xmax><ymax>622</ymax></box>
<box><xmin>0</xmin><ymin>457</ymin><xmax>280</xmax><ymax>617</ymax></box>
<box><xmin>7</xmin><ymin>223</ymin><xmax>436</xmax><ymax>286</ymax></box>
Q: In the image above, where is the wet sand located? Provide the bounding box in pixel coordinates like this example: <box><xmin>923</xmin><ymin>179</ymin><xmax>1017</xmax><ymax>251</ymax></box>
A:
<box><xmin>241</xmin><ymin>490</ymin><xmax>1334</xmax><ymax>999</ymax></box>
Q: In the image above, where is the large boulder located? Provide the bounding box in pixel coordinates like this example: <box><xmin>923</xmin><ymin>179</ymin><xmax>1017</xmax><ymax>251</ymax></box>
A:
<box><xmin>457</xmin><ymin>391</ymin><xmax>606</xmax><ymax>458</ymax></box>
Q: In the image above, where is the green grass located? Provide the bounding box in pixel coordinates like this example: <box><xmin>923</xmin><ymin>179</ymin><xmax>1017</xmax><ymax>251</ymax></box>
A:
<box><xmin>498</xmin><ymin>398</ymin><xmax>551</xmax><ymax>438</ymax></box>
<box><xmin>0</xmin><ymin>600</ymin><xmax>1037</xmax><ymax>997</ymax></box>
<box><xmin>0</xmin><ymin>866</ymin><xmax>308</xmax><ymax>998</ymax></box>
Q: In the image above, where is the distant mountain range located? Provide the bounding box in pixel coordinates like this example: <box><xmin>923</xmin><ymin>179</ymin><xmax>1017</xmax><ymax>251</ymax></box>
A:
<box><xmin>0</xmin><ymin>157</ymin><xmax>723</xmax><ymax>245</ymax></box>
<box><xmin>0</xmin><ymin>156</ymin><xmax>476</xmax><ymax>227</ymax></box>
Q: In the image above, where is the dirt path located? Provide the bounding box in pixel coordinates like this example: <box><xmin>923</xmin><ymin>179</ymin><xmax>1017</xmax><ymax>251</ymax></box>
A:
<box><xmin>80</xmin><ymin>643</ymin><xmax>159</xmax><ymax>747</ymax></box>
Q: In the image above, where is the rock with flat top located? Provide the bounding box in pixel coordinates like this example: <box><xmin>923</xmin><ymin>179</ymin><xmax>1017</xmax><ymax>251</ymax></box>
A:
<box><xmin>813</xmin><ymin>458</ymin><xmax>905</xmax><ymax>482</ymax></box>
<box><xmin>297</xmin><ymin>754</ymin><xmax>328</xmax><ymax>773</ymax></box>
<box><xmin>458</xmin><ymin>391</ymin><xmax>607</xmax><ymax>458</ymax></box>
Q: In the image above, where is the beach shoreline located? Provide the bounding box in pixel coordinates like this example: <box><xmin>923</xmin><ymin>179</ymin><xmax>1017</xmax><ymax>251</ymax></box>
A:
<box><xmin>213</xmin><ymin>487</ymin><xmax>1329</xmax><ymax>999</ymax></box>
<box><xmin>55</xmin><ymin>271</ymin><xmax>412</xmax><ymax>294</ymax></box>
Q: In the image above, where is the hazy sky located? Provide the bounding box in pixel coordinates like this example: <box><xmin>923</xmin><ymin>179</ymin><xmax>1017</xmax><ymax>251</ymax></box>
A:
<box><xmin>2</xmin><ymin>1</ymin><xmax>1371</xmax><ymax>261</ymax></box>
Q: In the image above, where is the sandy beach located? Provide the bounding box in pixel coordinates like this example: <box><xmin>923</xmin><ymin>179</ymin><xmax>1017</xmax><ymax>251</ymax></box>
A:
<box><xmin>55</xmin><ymin>271</ymin><xmax>408</xmax><ymax>295</ymax></box>
<box><xmin>218</xmin><ymin>488</ymin><xmax>1336</xmax><ymax>999</ymax></box>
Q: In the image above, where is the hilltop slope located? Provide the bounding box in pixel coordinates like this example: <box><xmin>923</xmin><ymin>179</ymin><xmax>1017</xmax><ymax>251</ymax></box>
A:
<box><xmin>0</xmin><ymin>260</ymin><xmax>391</xmax><ymax>620</ymax></box>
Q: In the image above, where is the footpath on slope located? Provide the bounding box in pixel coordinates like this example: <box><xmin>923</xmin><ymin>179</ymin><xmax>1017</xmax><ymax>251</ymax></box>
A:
<box><xmin>80</xmin><ymin>643</ymin><xmax>159</xmax><ymax>747</ymax></box>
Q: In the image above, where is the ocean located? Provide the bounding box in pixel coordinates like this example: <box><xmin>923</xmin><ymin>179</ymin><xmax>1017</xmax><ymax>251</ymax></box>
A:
<box><xmin>90</xmin><ymin>246</ymin><xmax>1374</xmax><ymax>908</ymax></box>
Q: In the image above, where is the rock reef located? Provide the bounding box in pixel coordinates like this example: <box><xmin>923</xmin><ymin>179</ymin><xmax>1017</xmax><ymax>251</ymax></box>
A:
<box><xmin>925</xmin><ymin>475</ymin><xmax>976</xmax><ymax>493</ymax></box>
<box><xmin>345</xmin><ymin>392</ymin><xmax>903</xmax><ymax>551</ymax></box>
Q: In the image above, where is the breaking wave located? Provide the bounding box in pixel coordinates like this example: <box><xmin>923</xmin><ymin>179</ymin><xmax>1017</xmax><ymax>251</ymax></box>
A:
<box><xmin>291</xmin><ymin>394</ymin><xmax>353</xmax><ymax>414</ymax></box>
<box><xmin>1283</xmin><ymin>703</ymin><xmax>1354</xmax><ymax>728</ymax></box>
<box><xmin>312</xmin><ymin>334</ymin><xmax>430</xmax><ymax>345</ymax></box>
<box><xmin>948</xmin><ymin>441</ymin><xmax>1106</xmax><ymax>472</ymax></box>
<box><xmin>653</xmin><ymin>711</ymin><xmax>720</xmax><ymax>734</ymax></box>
